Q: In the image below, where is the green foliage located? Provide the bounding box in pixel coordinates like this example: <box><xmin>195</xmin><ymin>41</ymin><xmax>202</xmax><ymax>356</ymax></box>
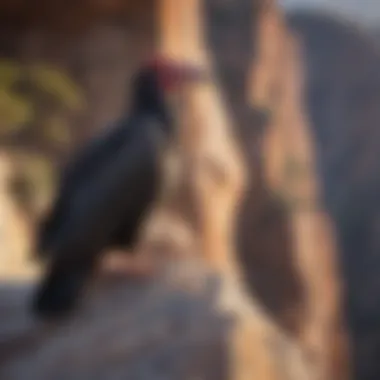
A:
<box><xmin>0</xmin><ymin>59</ymin><xmax>85</xmax><ymax>216</ymax></box>
<box><xmin>0</xmin><ymin>59</ymin><xmax>85</xmax><ymax>144</ymax></box>
<box><xmin>0</xmin><ymin>89</ymin><xmax>33</xmax><ymax>130</ymax></box>
<box><xmin>42</xmin><ymin>115</ymin><xmax>72</xmax><ymax>146</ymax></box>
<box><xmin>30</xmin><ymin>65</ymin><xmax>85</xmax><ymax>110</ymax></box>
<box><xmin>0</xmin><ymin>60</ymin><xmax>22</xmax><ymax>87</ymax></box>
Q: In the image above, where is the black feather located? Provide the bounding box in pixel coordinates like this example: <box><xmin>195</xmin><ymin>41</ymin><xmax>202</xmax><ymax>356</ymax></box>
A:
<box><xmin>32</xmin><ymin>67</ymin><xmax>174</xmax><ymax>318</ymax></box>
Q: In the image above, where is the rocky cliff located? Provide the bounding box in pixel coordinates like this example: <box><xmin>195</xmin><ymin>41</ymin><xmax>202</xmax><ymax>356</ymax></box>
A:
<box><xmin>289</xmin><ymin>10</ymin><xmax>380</xmax><ymax>379</ymax></box>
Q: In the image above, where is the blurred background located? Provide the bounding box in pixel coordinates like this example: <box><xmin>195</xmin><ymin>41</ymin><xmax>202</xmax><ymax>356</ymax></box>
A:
<box><xmin>1</xmin><ymin>0</ymin><xmax>380</xmax><ymax>379</ymax></box>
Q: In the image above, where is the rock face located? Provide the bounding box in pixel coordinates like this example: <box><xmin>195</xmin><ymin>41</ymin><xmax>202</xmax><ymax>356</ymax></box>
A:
<box><xmin>202</xmin><ymin>1</ymin><xmax>348</xmax><ymax>378</ymax></box>
<box><xmin>0</xmin><ymin>153</ymin><xmax>35</xmax><ymax>279</ymax></box>
<box><xmin>289</xmin><ymin>10</ymin><xmax>380</xmax><ymax>380</ymax></box>
<box><xmin>0</xmin><ymin>261</ymin><xmax>313</xmax><ymax>380</ymax></box>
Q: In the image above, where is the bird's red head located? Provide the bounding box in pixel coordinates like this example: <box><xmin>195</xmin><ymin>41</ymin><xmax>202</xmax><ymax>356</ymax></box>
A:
<box><xmin>142</xmin><ymin>55</ymin><xmax>207</xmax><ymax>92</ymax></box>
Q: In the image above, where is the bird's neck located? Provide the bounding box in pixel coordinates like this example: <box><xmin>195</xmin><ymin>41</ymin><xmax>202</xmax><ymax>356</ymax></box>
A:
<box><xmin>130</xmin><ymin>101</ymin><xmax>173</xmax><ymax>135</ymax></box>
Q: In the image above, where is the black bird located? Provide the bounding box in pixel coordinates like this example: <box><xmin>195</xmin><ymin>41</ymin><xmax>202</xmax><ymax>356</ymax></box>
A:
<box><xmin>31</xmin><ymin>56</ymin><xmax>206</xmax><ymax>319</ymax></box>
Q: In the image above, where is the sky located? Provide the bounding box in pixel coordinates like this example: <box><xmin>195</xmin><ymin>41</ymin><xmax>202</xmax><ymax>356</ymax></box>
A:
<box><xmin>279</xmin><ymin>0</ymin><xmax>380</xmax><ymax>26</ymax></box>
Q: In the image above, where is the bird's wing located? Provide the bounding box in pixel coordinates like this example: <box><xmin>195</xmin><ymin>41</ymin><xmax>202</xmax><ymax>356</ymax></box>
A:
<box><xmin>32</xmin><ymin>117</ymin><xmax>169</xmax><ymax>318</ymax></box>
<box><xmin>35</xmin><ymin>119</ymin><xmax>134</xmax><ymax>257</ymax></box>
<box><xmin>50</xmin><ymin>117</ymin><xmax>167</xmax><ymax>262</ymax></box>
<box><xmin>108</xmin><ymin>120</ymin><xmax>169</xmax><ymax>250</ymax></box>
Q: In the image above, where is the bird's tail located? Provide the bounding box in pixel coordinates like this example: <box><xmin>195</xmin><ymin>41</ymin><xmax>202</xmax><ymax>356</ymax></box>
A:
<box><xmin>31</xmin><ymin>262</ymin><xmax>91</xmax><ymax>319</ymax></box>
